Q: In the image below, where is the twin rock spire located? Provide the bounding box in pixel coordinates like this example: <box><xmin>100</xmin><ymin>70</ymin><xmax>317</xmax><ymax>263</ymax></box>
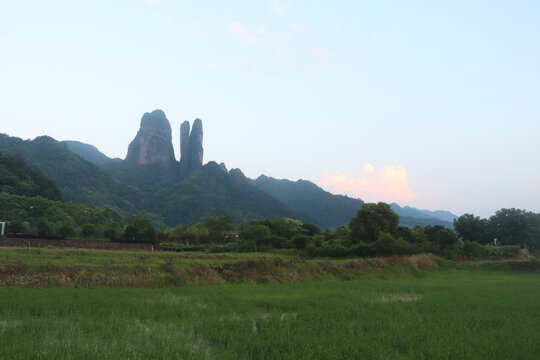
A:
<box><xmin>125</xmin><ymin>109</ymin><xmax>203</xmax><ymax>175</ymax></box>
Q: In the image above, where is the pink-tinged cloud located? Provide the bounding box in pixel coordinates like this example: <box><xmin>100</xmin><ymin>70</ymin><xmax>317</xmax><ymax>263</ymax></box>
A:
<box><xmin>257</xmin><ymin>26</ymin><xmax>268</xmax><ymax>35</ymax></box>
<box><xmin>317</xmin><ymin>164</ymin><xmax>418</xmax><ymax>203</ymax></box>
<box><xmin>227</xmin><ymin>22</ymin><xmax>258</xmax><ymax>43</ymax></box>
<box><xmin>311</xmin><ymin>46</ymin><xmax>327</xmax><ymax>61</ymax></box>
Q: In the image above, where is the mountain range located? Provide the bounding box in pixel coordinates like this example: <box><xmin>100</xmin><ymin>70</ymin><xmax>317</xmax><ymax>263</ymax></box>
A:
<box><xmin>0</xmin><ymin>109</ymin><xmax>457</xmax><ymax>229</ymax></box>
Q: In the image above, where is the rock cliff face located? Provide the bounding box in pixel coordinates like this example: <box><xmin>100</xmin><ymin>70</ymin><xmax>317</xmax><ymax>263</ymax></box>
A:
<box><xmin>179</xmin><ymin>118</ymin><xmax>204</xmax><ymax>176</ymax></box>
<box><xmin>189</xmin><ymin>119</ymin><xmax>204</xmax><ymax>169</ymax></box>
<box><xmin>125</xmin><ymin>110</ymin><xmax>177</xmax><ymax>169</ymax></box>
<box><xmin>179</xmin><ymin>121</ymin><xmax>191</xmax><ymax>174</ymax></box>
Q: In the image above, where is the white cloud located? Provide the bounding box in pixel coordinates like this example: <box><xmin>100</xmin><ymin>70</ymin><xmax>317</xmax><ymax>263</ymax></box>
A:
<box><xmin>318</xmin><ymin>164</ymin><xmax>418</xmax><ymax>203</ymax></box>
<box><xmin>272</xmin><ymin>1</ymin><xmax>288</xmax><ymax>15</ymax></box>
<box><xmin>290</xmin><ymin>24</ymin><xmax>312</xmax><ymax>33</ymax></box>
<box><xmin>227</xmin><ymin>22</ymin><xmax>258</xmax><ymax>43</ymax></box>
<box><xmin>276</xmin><ymin>48</ymin><xmax>293</xmax><ymax>59</ymax></box>
<box><xmin>257</xmin><ymin>26</ymin><xmax>268</xmax><ymax>35</ymax></box>
<box><xmin>366</xmin><ymin>32</ymin><xmax>385</xmax><ymax>43</ymax></box>
<box><xmin>208</xmin><ymin>62</ymin><xmax>218</xmax><ymax>70</ymax></box>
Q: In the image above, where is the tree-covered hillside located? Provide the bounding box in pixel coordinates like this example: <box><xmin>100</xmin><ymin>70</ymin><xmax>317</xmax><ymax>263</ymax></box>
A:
<box><xmin>251</xmin><ymin>175</ymin><xmax>364</xmax><ymax>229</ymax></box>
<box><xmin>145</xmin><ymin>162</ymin><xmax>305</xmax><ymax>226</ymax></box>
<box><xmin>0</xmin><ymin>134</ymin><xmax>306</xmax><ymax>227</ymax></box>
<box><xmin>0</xmin><ymin>151</ymin><xmax>62</xmax><ymax>201</ymax></box>
<box><xmin>0</xmin><ymin>134</ymin><xmax>141</xmax><ymax>213</ymax></box>
<box><xmin>62</xmin><ymin>140</ymin><xmax>114</xmax><ymax>167</ymax></box>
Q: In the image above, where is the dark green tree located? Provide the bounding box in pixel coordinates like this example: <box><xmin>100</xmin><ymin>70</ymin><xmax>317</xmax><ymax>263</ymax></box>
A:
<box><xmin>454</xmin><ymin>214</ymin><xmax>491</xmax><ymax>244</ymax></box>
<box><xmin>82</xmin><ymin>224</ymin><xmax>96</xmax><ymax>238</ymax></box>
<box><xmin>58</xmin><ymin>224</ymin><xmax>74</xmax><ymax>237</ymax></box>
<box><xmin>104</xmin><ymin>228</ymin><xmax>117</xmax><ymax>240</ymax></box>
<box><xmin>349</xmin><ymin>202</ymin><xmax>399</xmax><ymax>243</ymax></box>
<box><xmin>488</xmin><ymin>208</ymin><xmax>540</xmax><ymax>250</ymax></box>
<box><xmin>7</xmin><ymin>221</ymin><xmax>25</xmax><ymax>233</ymax></box>
<box><xmin>36</xmin><ymin>219</ymin><xmax>50</xmax><ymax>235</ymax></box>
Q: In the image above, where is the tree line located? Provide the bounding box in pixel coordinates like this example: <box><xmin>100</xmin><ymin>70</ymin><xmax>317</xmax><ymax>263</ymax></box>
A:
<box><xmin>1</xmin><ymin>193</ymin><xmax>536</xmax><ymax>258</ymax></box>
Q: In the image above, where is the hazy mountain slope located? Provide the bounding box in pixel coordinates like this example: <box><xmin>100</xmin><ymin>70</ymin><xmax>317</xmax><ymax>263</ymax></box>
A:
<box><xmin>398</xmin><ymin>216</ymin><xmax>454</xmax><ymax>229</ymax></box>
<box><xmin>157</xmin><ymin>163</ymin><xmax>306</xmax><ymax>226</ymax></box>
<box><xmin>391</xmin><ymin>203</ymin><xmax>457</xmax><ymax>227</ymax></box>
<box><xmin>252</xmin><ymin>176</ymin><xmax>458</xmax><ymax>229</ymax></box>
<box><xmin>251</xmin><ymin>175</ymin><xmax>364</xmax><ymax>229</ymax></box>
<box><xmin>62</xmin><ymin>140</ymin><xmax>114</xmax><ymax>167</ymax></box>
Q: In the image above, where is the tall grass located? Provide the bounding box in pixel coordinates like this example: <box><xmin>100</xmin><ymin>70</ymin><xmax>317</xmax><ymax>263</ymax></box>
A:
<box><xmin>0</xmin><ymin>270</ymin><xmax>538</xmax><ymax>359</ymax></box>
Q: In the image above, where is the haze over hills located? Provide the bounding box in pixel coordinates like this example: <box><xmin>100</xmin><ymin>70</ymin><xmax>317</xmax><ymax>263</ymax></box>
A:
<box><xmin>62</xmin><ymin>140</ymin><xmax>117</xmax><ymax>167</ymax></box>
<box><xmin>0</xmin><ymin>109</ymin><xmax>457</xmax><ymax>229</ymax></box>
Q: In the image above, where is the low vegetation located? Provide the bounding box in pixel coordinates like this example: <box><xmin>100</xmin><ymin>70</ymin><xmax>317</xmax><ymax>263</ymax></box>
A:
<box><xmin>0</xmin><ymin>258</ymin><xmax>538</xmax><ymax>359</ymax></box>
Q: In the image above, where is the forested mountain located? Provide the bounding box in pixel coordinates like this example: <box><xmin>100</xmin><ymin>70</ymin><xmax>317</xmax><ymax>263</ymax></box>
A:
<box><xmin>390</xmin><ymin>203</ymin><xmax>456</xmax><ymax>228</ymax></box>
<box><xmin>0</xmin><ymin>110</ymin><xmax>458</xmax><ymax>230</ymax></box>
<box><xmin>158</xmin><ymin>163</ymin><xmax>306</xmax><ymax>226</ymax></box>
<box><xmin>62</xmin><ymin>140</ymin><xmax>114</xmax><ymax>167</ymax></box>
<box><xmin>0</xmin><ymin>151</ymin><xmax>62</xmax><ymax>201</ymax></box>
<box><xmin>390</xmin><ymin>203</ymin><xmax>457</xmax><ymax>223</ymax></box>
<box><xmin>101</xmin><ymin>160</ymin><xmax>305</xmax><ymax>226</ymax></box>
<box><xmin>0</xmin><ymin>133</ymin><xmax>305</xmax><ymax>228</ymax></box>
<box><xmin>251</xmin><ymin>175</ymin><xmax>363</xmax><ymax>229</ymax></box>
<box><xmin>0</xmin><ymin>134</ymin><xmax>141</xmax><ymax>213</ymax></box>
<box><xmin>252</xmin><ymin>176</ymin><xmax>457</xmax><ymax>229</ymax></box>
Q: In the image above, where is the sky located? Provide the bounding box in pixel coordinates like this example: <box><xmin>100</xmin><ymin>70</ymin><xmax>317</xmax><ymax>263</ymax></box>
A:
<box><xmin>1</xmin><ymin>0</ymin><xmax>539</xmax><ymax>218</ymax></box>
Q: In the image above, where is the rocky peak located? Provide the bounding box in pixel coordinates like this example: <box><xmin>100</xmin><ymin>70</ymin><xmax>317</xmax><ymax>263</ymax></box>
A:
<box><xmin>179</xmin><ymin>118</ymin><xmax>204</xmax><ymax>176</ymax></box>
<box><xmin>125</xmin><ymin>110</ymin><xmax>177</xmax><ymax>169</ymax></box>
<box><xmin>189</xmin><ymin>118</ymin><xmax>204</xmax><ymax>169</ymax></box>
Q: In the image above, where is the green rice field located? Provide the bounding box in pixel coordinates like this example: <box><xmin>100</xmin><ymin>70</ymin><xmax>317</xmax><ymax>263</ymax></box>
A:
<box><xmin>0</xmin><ymin>252</ymin><xmax>538</xmax><ymax>359</ymax></box>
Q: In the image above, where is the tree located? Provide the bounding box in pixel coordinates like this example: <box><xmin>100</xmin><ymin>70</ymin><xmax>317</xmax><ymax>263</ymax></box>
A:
<box><xmin>36</xmin><ymin>219</ymin><xmax>50</xmax><ymax>235</ymax></box>
<box><xmin>349</xmin><ymin>202</ymin><xmax>399</xmax><ymax>243</ymax></box>
<box><xmin>104</xmin><ymin>228</ymin><xmax>117</xmax><ymax>240</ymax></box>
<box><xmin>271</xmin><ymin>218</ymin><xmax>305</xmax><ymax>239</ymax></box>
<box><xmin>454</xmin><ymin>214</ymin><xmax>491</xmax><ymax>244</ymax></box>
<box><xmin>7</xmin><ymin>221</ymin><xmax>25</xmax><ymax>233</ymax></box>
<box><xmin>434</xmin><ymin>228</ymin><xmax>460</xmax><ymax>249</ymax></box>
<box><xmin>124</xmin><ymin>225</ymin><xmax>137</xmax><ymax>240</ymax></box>
<box><xmin>200</xmin><ymin>216</ymin><xmax>235</xmax><ymax>243</ymax></box>
<box><xmin>58</xmin><ymin>224</ymin><xmax>74</xmax><ymax>237</ymax></box>
<box><xmin>301</xmin><ymin>223</ymin><xmax>321</xmax><ymax>236</ymax></box>
<box><xmin>488</xmin><ymin>208</ymin><xmax>540</xmax><ymax>250</ymax></box>
<box><xmin>124</xmin><ymin>215</ymin><xmax>156</xmax><ymax>242</ymax></box>
<box><xmin>239</xmin><ymin>223</ymin><xmax>273</xmax><ymax>250</ymax></box>
<box><xmin>82</xmin><ymin>224</ymin><xmax>96</xmax><ymax>238</ymax></box>
<box><xmin>292</xmin><ymin>234</ymin><xmax>311</xmax><ymax>249</ymax></box>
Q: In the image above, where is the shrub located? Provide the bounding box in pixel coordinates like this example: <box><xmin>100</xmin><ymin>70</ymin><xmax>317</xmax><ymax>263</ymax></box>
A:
<box><xmin>82</xmin><ymin>224</ymin><xmax>96</xmax><ymax>238</ymax></box>
<box><xmin>36</xmin><ymin>220</ymin><xmax>50</xmax><ymax>235</ymax></box>
<box><xmin>58</xmin><ymin>224</ymin><xmax>74</xmax><ymax>238</ymax></box>
<box><xmin>7</xmin><ymin>221</ymin><xmax>25</xmax><ymax>233</ymax></box>
<box><xmin>103</xmin><ymin>228</ymin><xmax>117</xmax><ymax>240</ymax></box>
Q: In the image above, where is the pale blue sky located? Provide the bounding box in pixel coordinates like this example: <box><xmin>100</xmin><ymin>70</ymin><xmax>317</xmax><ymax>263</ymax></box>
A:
<box><xmin>1</xmin><ymin>1</ymin><xmax>539</xmax><ymax>217</ymax></box>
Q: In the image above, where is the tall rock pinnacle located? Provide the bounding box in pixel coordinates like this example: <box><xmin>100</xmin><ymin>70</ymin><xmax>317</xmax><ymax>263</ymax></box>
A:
<box><xmin>179</xmin><ymin>120</ymin><xmax>191</xmax><ymax>174</ymax></box>
<box><xmin>125</xmin><ymin>110</ymin><xmax>177</xmax><ymax>169</ymax></box>
<box><xmin>189</xmin><ymin>118</ymin><xmax>204</xmax><ymax>169</ymax></box>
<box><xmin>179</xmin><ymin>118</ymin><xmax>204</xmax><ymax>176</ymax></box>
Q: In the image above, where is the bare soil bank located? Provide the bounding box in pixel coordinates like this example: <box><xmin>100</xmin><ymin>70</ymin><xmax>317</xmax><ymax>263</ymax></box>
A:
<box><xmin>0</xmin><ymin>238</ymin><xmax>151</xmax><ymax>251</ymax></box>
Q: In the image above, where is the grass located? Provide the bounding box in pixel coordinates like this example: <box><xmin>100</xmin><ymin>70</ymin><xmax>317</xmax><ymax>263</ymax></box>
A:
<box><xmin>0</xmin><ymin>270</ymin><xmax>538</xmax><ymax>359</ymax></box>
<box><xmin>0</xmin><ymin>247</ymin><xmax>538</xmax><ymax>358</ymax></box>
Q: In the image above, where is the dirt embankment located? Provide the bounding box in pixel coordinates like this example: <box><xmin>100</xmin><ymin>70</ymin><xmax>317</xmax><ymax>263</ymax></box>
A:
<box><xmin>0</xmin><ymin>238</ymin><xmax>152</xmax><ymax>251</ymax></box>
